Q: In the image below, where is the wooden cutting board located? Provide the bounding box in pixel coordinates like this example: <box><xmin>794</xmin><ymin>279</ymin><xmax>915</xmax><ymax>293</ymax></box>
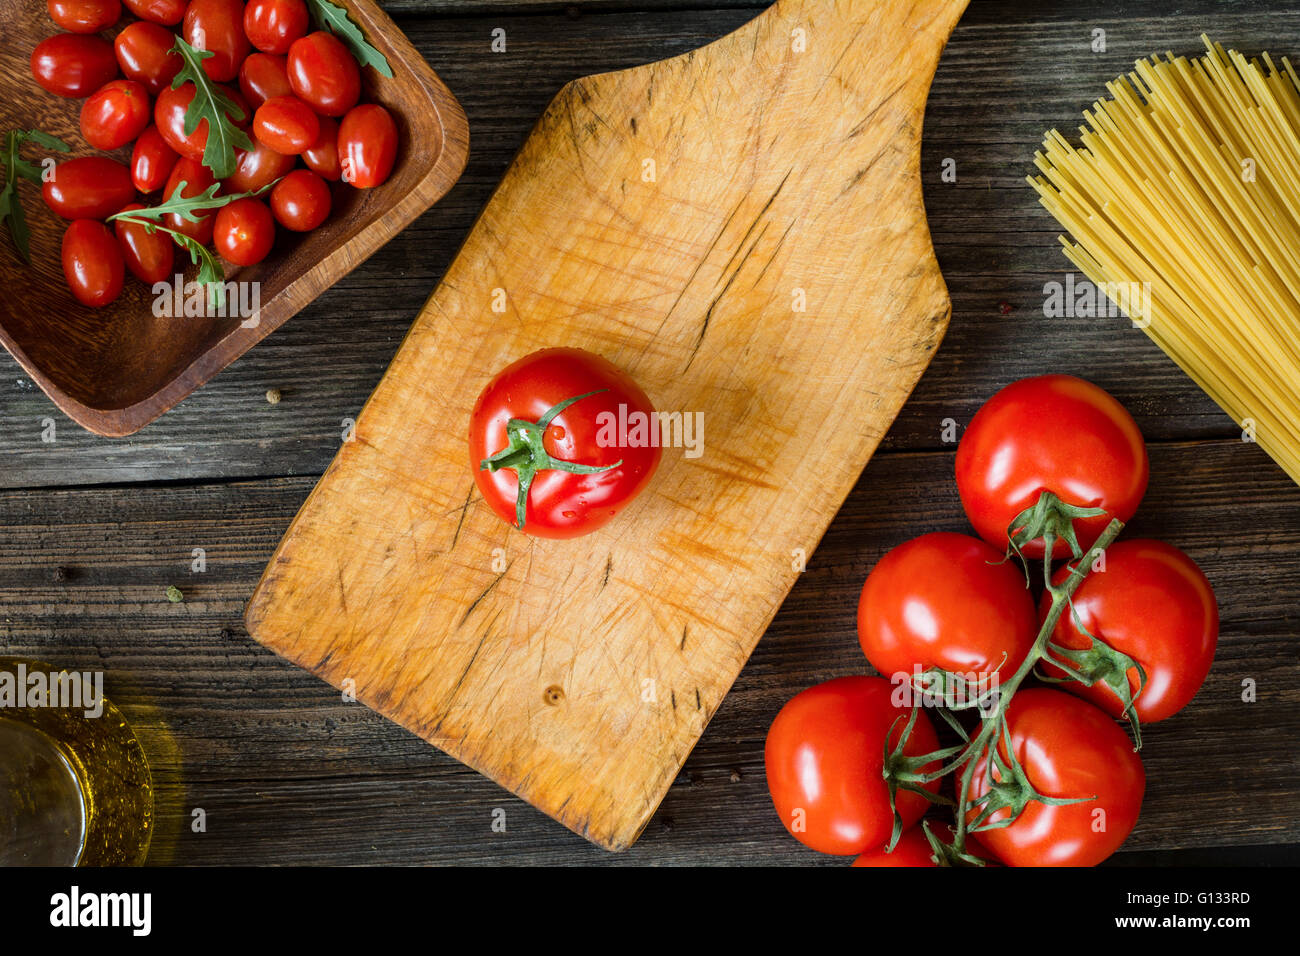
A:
<box><xmin>245</xmin><ymin>0</ymin><xmax>967</xmax><ymax>851</ymax></box>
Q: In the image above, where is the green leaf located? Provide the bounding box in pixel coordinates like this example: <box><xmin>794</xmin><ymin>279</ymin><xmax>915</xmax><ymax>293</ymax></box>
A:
<box><xmin>170</xmin><ymin>37</ymin><xmax>253</xmax><ymax>179</ymax></box>
<box><xmin>1</xmin><ymin>128</ymin><xmax>69</xmax><ymax>264</ymax></box>
<box><xmin>107</xmin><ymin>178</ymin><xmax>277</xmax><ymax>226</ymax></box>
<box><xmin>24</xmin><ymin>129</ymin><xmax>71</xmax><ymax>153</ymax></box>
<box><xmin>305</xmin><ymin>0</ymin><xmax>394</xmax><ymax>78</ymax></box>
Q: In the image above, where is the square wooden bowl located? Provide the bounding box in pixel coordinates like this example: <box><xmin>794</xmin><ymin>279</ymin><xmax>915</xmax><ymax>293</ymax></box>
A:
<box><xmin>0</xmin><ymin>1</ymin><xmax>468</xmax><ymax>436</ymax></box>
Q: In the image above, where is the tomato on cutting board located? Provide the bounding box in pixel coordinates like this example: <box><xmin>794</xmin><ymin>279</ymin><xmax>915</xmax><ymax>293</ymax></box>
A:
<box><xmin>956</xmin><ymin>375</ymin><xmax>1149</xmax><ymax>559</ymax></box>
<box><xmin>857</xmin><ymin>531</ymin><xmax>1037</xmax><ymax>685</ymax></box>
<box><xmin>765</xmin><ymin>676</ymin><xmax>941</xmax><ymax>856</ymax></box>
<box><xmin>964</xmin><ymin>688</ymin><xmax>1144</xmax><ymax>866</ymax></box>
<box><xmin>1042</xmin><ymin>539</ymin><xmax>1218</xmax><ymax>723</ymax></box>
<box><xmin>469</xmin><ymin>348</ymin><xmax>662</xmax><ymax>539</ymax></box>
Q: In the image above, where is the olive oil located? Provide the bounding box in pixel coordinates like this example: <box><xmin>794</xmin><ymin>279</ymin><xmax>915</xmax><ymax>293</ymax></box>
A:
<box><xmin>0</xmin><ymin>658</ymin><xmax>152</xmax><ymax>866</ymax></box>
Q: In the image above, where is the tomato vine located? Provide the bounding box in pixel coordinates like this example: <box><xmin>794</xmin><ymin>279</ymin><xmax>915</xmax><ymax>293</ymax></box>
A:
<box><xmin>882</xmin><ymin>492</ymin><xmax>1146</xmax><ymax>864</ymax></box>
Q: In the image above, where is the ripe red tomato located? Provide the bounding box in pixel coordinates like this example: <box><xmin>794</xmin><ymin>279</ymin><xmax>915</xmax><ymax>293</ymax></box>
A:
<box><xmin>47</xmin><ymin>0</ymin><xmax>120</xmax><ymax>34</ymax></box>
<box><xmin>765</xmin><ymin>676</ymin><xmax>941</xmax><ymax>856</ymax></box>
<box><xmin>114</xmin><ymin>202</ymin><xmax>175</xmax><ymax>283</ymax></box>
<box><xmin>42</xmin><ymin>156</ymin><xmax>135</xmax><ymax>219</ymax></box>
<box><xmin>31</xmin><ymin>34</ymin><xmax>119</xmax><ymax>99</ymax></box>
<box><xmin>1042</xmin><ymin>539</ymin><xmax>1218</xmax><ymax>723</ymax></box>
<box><xmin>223</xmin><ymin>140</ymin><xmax>296</xmax><ymax>194</ymax></box>
<box><xmin>956</xmin><ymin>375</ymin><xmax>1149</xmax><ymax>560</ymax></box>
<box><xmin>123</xmin><ymin>0</ymin><xmax>185</xmax><ymax>25</ymax></box>
<box><xmin>469</xmin><ymin>348</ymin><xmax>662</xmax><ymax>538</ymax></box>
<box><xmin>965</xmin><ymin>689</ymin><xmax>1144</xmax><ymax>866</ymax></box>
<box><xmin>253</xmin><ymin>95</ymin><xmax>320</xmax><ymax>155</ymax></box>
<box><xmin>238</xmin><ymin>52</ymin><xmax>292</xmax><ymax>109</ymax></box>
<box><xmin>851</xmin><ymin>826</ymin><xmax>939</xmax><ymax>867</ymax></box>
<box><xmin>183</xmin><ymin>0</ymin><xmax>251</xmax><ymax>83</ymax></box>
<box><xmin>244</xmin><ymin>0</ymin><xmax>310</xmax><ymax>56</ymax></box>
<box><xmin>155</xmin><ymin>81</ymin><xmax>249</xmax><ymax>161</ymax></box>
<box><xmin>338</xmin><ymin>103</ymin><xmax>397</xmax><ymax>189</ymax></box>
<box><xmin>130</xmin><ymin>125</ymin><xmax>179</xmax><ymax>193</ymax></box>
<box><xmin>270</xmin><ymin>169</ymin><xmax>331</xmax><ymax>231</ymax></box>
<box><xmin>302</xmin><ymin>115</ymin><xmax>341</xmax><ymax>180</ymax></box>
<box><xmin>858</xmin><ymin>532</ymin><xmax>1037</xmax><ymax>685</ymax></box>
<box><xmin>113</xmin><ymin>21</ymin><xmax>182</xmax><ymax>96</ymax></box>
<box><xmin>80</xmin><ymin>79</ymin><xmax>151</xmax><ymax>151</ymax></box>
<box><xmin>214</xmin><ymin>197</ymin><xmax>276</xmax><ymax>266</ymax></box>
<box><xmin>62</xmin><ymin>219</ymin><xmax>124</xmax><ymax>307</ymax></box>
<box><xmin>287</xmin><ymin>32</ymin><xmax>361</xmax><ymax>117</ymax></box>
<box><xmin>162</xmin><ymin>157</ymin><xmax>218</xmax><ymax>244</ymax></box>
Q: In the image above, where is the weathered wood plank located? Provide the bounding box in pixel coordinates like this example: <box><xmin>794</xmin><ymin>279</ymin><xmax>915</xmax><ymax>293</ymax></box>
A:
<box><xmin>3</xmin><ymin>440</ymin><xmax>1295</xmax><ymax>863</ymax></box>
<box><xmin>5</xmin><ymin>4</ymin><xmax>1295</xmax><ymax>486</ymax></box>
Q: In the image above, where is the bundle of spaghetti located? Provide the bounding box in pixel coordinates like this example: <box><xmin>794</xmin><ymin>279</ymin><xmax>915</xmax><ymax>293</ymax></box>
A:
<box><xmin>1029</xmin><ymin>35</ymin><xmax>1300</xmax><ymax>485</ymax></box>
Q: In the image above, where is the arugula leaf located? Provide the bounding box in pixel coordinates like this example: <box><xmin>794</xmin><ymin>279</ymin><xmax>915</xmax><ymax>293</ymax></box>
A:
<box><xmin>108</xmin><ymin>178</ymin><xmax>282</xmax><ymax>310</ymax></box>
<box><xmin>1</xmin><ymin>129</ymin><xmax>70</xmax><ymax>264</ymax></box>
<box><xmin>170</xmin><ymin>37</ymin><xmax>253</xmax><ymax>179</ymax></box>
<box><xmin>305</xmin><ymin>0</ymin><xmax>394</xmax><ymax>78</ymax></box>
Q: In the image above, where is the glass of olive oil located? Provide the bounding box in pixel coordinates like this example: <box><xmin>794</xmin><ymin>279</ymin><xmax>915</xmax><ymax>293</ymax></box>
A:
<box><xmin>0</xmin><ymin>658</ymin><xmax>153</xmax><ymax>866</ymax></box>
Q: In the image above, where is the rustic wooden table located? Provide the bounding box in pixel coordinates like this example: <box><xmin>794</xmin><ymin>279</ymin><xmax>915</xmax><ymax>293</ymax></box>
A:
<box><xmin>2</xmin><ymin>0</ymin><xmax>1297</xmax><ymax>865</ymax></box>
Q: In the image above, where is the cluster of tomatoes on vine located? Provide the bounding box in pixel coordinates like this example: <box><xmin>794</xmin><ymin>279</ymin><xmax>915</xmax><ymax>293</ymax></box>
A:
<box><xmin>765</xmin><ymin>375</ymin><xmax>1220</xmax><ymax>867</ymax></box>
<box><xmin>18</xmin><ymin>0</ymin><xmax>399</xmax><ymax>308</ymax></box>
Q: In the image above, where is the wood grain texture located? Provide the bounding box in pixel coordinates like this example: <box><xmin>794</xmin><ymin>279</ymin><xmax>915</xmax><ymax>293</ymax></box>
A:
<box><xmin>0</xmin><ymin>0</ymin><xmax>467</xmax><ymax>436</ymax></box>
<box><xmin>6</xmin><ymin>3</ymin><xmax>1288</xmax><ymax>488</ymax></box>
<box><xmin>245</xmin><ymin>0</ymin><xmax>969</xmax><ymax>850</ymax></box>
<box><xmin>2</xmin><ymin>0</ymin><xmax>1299</xmax><ymax>866</ymax></box>
<box><xmin>3</xmin><ymin>441</ymin><xmax>1296</xmax><ymax>864</ymax></box>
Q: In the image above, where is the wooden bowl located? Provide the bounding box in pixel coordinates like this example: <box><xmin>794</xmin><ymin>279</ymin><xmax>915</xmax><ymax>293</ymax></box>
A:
<box><xmin>0</xmin><ymin>1</ymin><xmax>468</xmax><ymax>436</ymax></box>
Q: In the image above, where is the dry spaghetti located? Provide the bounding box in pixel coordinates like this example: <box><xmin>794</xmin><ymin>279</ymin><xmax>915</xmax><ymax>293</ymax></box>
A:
<box><xmin>1030</xmin><ymin>35</ymin><xmax>1300</xmax><ymax>484</ymax></box>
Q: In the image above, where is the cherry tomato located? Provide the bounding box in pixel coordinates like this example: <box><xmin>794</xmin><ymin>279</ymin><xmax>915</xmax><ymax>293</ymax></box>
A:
<box><xmin>214</xmin><ymin>197</ymin><xmax>276</xmax><ymax>266</ymax></box>
<box><xmin>113</xmin><ymin>21</ymin><xmax>182</xmax><ymax>96</ymax></box>
<box><xmin>956</xmin><ymin>375</ymin><xmax>1149</xmax><ymax>559</ymax></box>
<box><xmin>114</xmin><ymin>202</ymin><xmax>175</xmax><ymax>284</ymax></box>
<box><xmin>287</xmin><ymin>32</ymin><xmax>360</xmax><ymax>117</ymax></box>
<box><xmin>47</xmin><ymin>0</ymin><xmax>120</xmax><ymax>34</ymax></box>
<box><xmin>858</xmin><ymin>532</ymin><xmax>1037</xmax><ymax>686</ymax></box>
<box><xmin>155</xmin><ymin>81</ymin><xmax>250</xmax><ymax>161</ymax></box>
<box><xmin>269</xmin><ymin>169</ymin><xmax>331</xmax><ymax>231</ymax></box>
<box><xmin>130</xmin><ymin>125</ymin><xmax>180</xmax><ymax>193</ymax></box>
<box><xmin>302</xmin><ymin>115</ymin><xmax>341</xmax><ymax>180</ymax></box>
<box><xmin>183</xmin><ymin>0</ymin><xmax>251</xmax><ymax>83</ymax></box>
<box><xmin>469</xmin><ymin>348</ymin><xmax>662</xmax><ymax>538</ymax></box>
<box><xmin>80</xmin><ymin>79</ymin><xmax>151</xmax><ymax>151</ymax></box>
<box><xmin>1042</xmin><ymin>539</ymin><xmax>1218</xmax><ymax>723</ymax></box>
<box><xmin>765</xmin><ymin>676</ymin><xmax>941</xmax><ymax>856</ymax></box>
<box><xmin>62</xmin><ymin>219</ymin><xmax>124</xmax><ymax>307</ymax></box>
<box><xmin>338</xmin><ymin>103</ymin><xmax>398</xmax><ymax>189</ymax></box>
<box><xmin>123</xmin><ymin>0</ymin><xmax>185</xmax><ymax>25</ymax></box>
<box><xmin>244</xmin><ymin>0</ymin><xmax>310</xmax><ymax>56</ymax></box>
<box><xmin>162</xmin><ymin>157</ymin><xmax>218</xmax><ymax>244</ymax></box>
<box><xmin>253</xmin><ymin>95</ymin><xmax>320</xmax><ymax>155</ymax></box>
<box><xmin>965</xmin><ymin>689</ymin><xmax>1144</xmax><ymax>867</ymax></box>
<box><xmin>42</xmin><ymin>156</ymin><xmax>135</xmax><ymax>219</ymax></box>
<box><xmin>238</xmin><ymin>52</ymin><xmax>292</xmax><ymax>109</ymax></box>
<box><xmin>31</xmin><ymin>34</ymin><xmax>119</xmax><ymax>99</ymax></box>
<box><xmin>223</xmin><ymin>140</ymin><xmax>296</xmax><ymax>194</ymax></box>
